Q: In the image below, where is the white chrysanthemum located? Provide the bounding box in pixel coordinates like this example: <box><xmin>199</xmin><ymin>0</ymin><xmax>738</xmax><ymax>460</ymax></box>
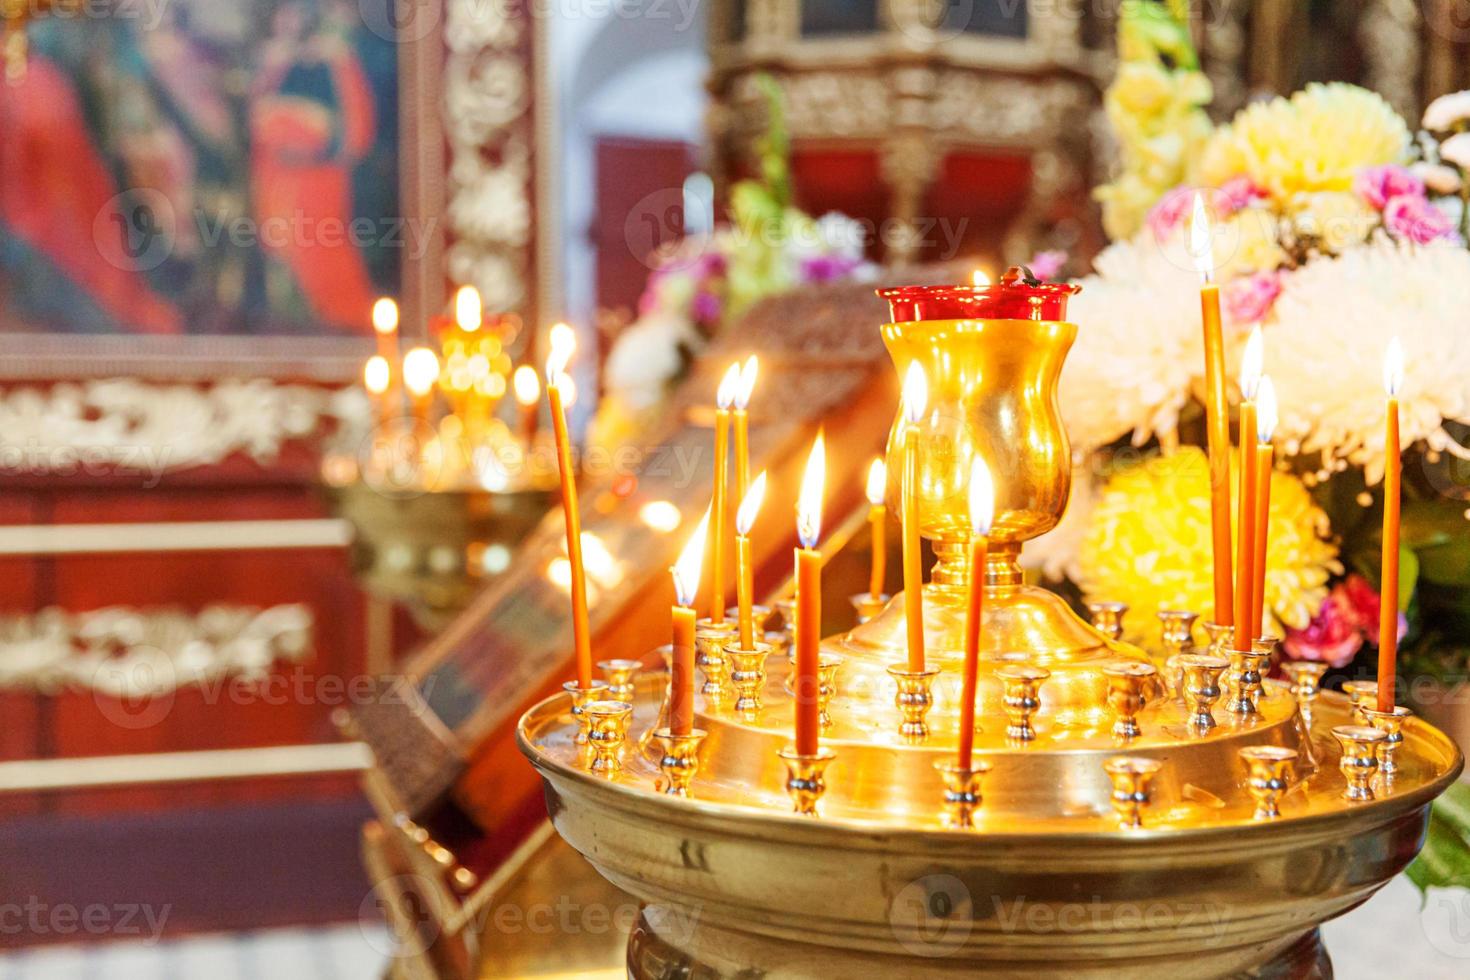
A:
<box><xmin>1423</xmin><ymin>90</ymin><xmax>1470</xmax><ymax>132</ymax></box>
<box><xmin>1062</xmin><ymin>234</ymin><xmax>1204</xmax><ymax>452</ymax></box>
<box><xmin>1266</xmin><ymin>236</ymin><xmax>1470</xmax><ymax>484</ymax></box>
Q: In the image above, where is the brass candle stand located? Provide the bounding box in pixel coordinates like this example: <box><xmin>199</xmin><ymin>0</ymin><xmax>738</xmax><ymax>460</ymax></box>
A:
<box><xmin>519</xmin><ymin>274</ymin><xmax>1462</xmax><ymax>978</ymax></box>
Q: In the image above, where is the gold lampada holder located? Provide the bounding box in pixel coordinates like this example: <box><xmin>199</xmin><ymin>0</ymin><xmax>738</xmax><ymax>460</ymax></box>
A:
<box><xmin>519</xmin><ymin>272</ymin><xmax>1464</xmax><ymax>979</ymax></box>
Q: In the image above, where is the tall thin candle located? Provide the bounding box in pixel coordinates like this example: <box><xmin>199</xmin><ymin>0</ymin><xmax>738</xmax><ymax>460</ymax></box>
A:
<box><xmin>372</xmin><ymin>297</ymin><xmax>400</xmax><ymax>365</ymax></box>
<box><xmin>1191</xmin><ymin>196</ymin><xmax>1234</xmax><ymax>627</ymax></box>
<box><xmin>794</xmin><ymin>434</ymin><xmax>826</xmax><ymax>756</ymax></box>
<box><xmin>959</xmin><ymin>457</ymin><xmax>994</xmax><ymax>771</ymax></box>
<box><xmin>1378</xmin><ymin>339</ymin><xmax>1405</xmax><ymax>712</ymax></box>
<box><xmin>547</xmin><ymin>344</ymin><xmax>593</xmax><ymax>688</ymax></box>
<box><xmin>865</xmin><ymin>459</ymin><xmax>887</xmax><ymax>600</ymax></box>
<box><xmin>735</xmin><ymin>471</ymin><xmax>768</xmax><ymax>649</ymax></box>
<box><xmin>709</xmin><ymin>363</ymin><xmax>740</xmax><ymax>623</ymax></box>
<box><xmin>671</xmin><ymin>506</ymin><xmax>710</xmax><ymax>735</ymax></box>
<box><xmin>513</xmin><ymin>365</ymin><xmax>540</xmax><ymax>444</ymax></box>
<box><xmin>1233</xmin><ymin>327</ymin><xmax>1263</xmax><ymax>652</ymax></box>
<box><xmin>403</xmin><ymin>346</ymin><xmax>440</xmax><ymax>427</ymax></box>
<box><xmin>734</xmin><ymin>356</ymin><xmax>758</xmax><ymax>499</ymax></box>
<box><xmin>901</xmin><ymin>363</ymin><xmax>929</xmax><ymax>672</ymax></box>
<box><xmin>1251</xmin><ymin>377</ymin><xmax>1277</xmax><ymax>638</ymax></box>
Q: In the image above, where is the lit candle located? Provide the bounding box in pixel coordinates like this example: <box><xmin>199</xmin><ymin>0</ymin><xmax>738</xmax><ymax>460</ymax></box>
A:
<box><xmin>454</xmin><ymin>285</ymin><xmax>482</xmax><ymax>332</ymax></box>
<box><xmin>973</xmin><ymin>269</ymin><xmax>991</xmax><ymax>287</ymax></box>
<box><xmin>709</xmin><ymin>363</ymin><xmax>740</xmax><ymax>624</ymax></box>
<box><xmin>1233</xmin><ymin>326</ymin><xmax>1263</xmax><ymax>651</ymax></box>
<box><xmin>734</xmin><ymin>355</ymin><xmax>758</xmax><ymax>499</ymax></box>
<box><xmin>1251</xmin><ymin>376</ymin><xmax>1277</xmax><ymax>639</ymax></box>
<box><xmin>371</xmin><ymin>297</ymin><xmax>400</xmax><ymax>365</ymax></box>
<box><xmin>546</xmin><ymin>342</ymin><xmax>593</xmax><ymax>689</ymax></box>
<box><xmin>513</xmin><ymin>365</ymin><xmax>540</xmax><ymax>444</ymax></box>
<box><xmin>1378</xmin><ymin>338</ymin><xmax>1405</xmax><ymax>712</ymax></box>
<box><xmin>735</xmin><ymin>471</ymin><xmax>768</xmax><ymax>649</ymax></box>
<box><xmin>402</xmin><ymin>346</ymin><xmax>440</xmax><ymax>426</ymax></box>
<box><xmin>959</xmin><ymin>457</ymin><xmax>994</xmax><ymax>772</ymax></box>
<box><xmin>549</xmin><ymin>322</ymin><xmax>576</xmax><ymax>358</ymax></box>
<box><xmin>794</xmin><ymin>433</ymin><xmax>825</xmax><ymax>756</ymax></box>
<box><xmin>865</xmin><ymin>458</ymin><xmax>887</xmax><ymax>600</ymax></box>
<box><xmin>1191</xmin><ymin>195</ymin><xmax>1234</xmax><ymax>628</ymax></box>
<box><xmin>364</xmin><ymin>355</ymin><xmax>391</xmax><ymax>427</ymax></box>
<box><xmin>671</xmin><ymin>506</ymin><xmax>711</xmax><ymax>735</ymax></box>
<box><xmin>900</xmin><ymin>362</ymin><xmax>929</xmax><ymax>672</ymax></box>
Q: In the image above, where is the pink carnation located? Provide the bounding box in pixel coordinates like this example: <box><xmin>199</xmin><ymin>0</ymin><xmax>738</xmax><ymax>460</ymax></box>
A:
<box><xmin>1027</xmin><ymin>250</ymin><xmax>1068</xmax><ymax>281</ymax></box>
<box><xmin>1354</xmin><ymin>165</ymin><xmax>1425</xmax><ymax>210</ymax></box>
<box><xmin>1336</xmin><ymin>574</ymin><xmax>1407</xmax><ymax>647</ymax></box>
<box><xmin>1217</xmin><ymin>176</ymin><xmax>1268</xmax><ymax>214</ymax></box>
<box><xmin>1223</xmin><ymin>270</ymin><xmax>1283</xmax><ymax>326</ymax></box>
<box><xmin>1146</xmin><ymin>181</ymin><xmax>1267</xmax><ymax>240</ymax></box>
<box><xmin>1283</xmin><ymin>595</ymin><xmax>1364</xmax><ymax>668</ymax></box>
<box><xmin>1146</xmin><ymin>187</ymin><xmax>1195</xmax><ymax>240</ymax></box>
<box><xmin>1384</xmin><ymin>194</ymin><xmax>1460</xmax><ymax>244</ymax></box>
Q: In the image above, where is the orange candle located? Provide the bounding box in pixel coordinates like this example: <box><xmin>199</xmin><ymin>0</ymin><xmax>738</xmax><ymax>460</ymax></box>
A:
<box><xmin>513</xmin><ymin>365</ymin><xmax>540</xmax><ymax>444</ymax></box>
<box><xmin>709</xmin><ymin>363</ymin><xmax>740</xmax><ymax>623</ymax></box>
<box><xmin>363</xmin><ymin>355</ymin><xmax>391</xmax><ymax>427</ymax></box>
<box><xmin>734</xmin><ymin>355</ymin><xmax>758</xmax><ymax>499</ymax></box>
<box><xmin>1251</xmin><ymin>377</ymin><xmax>1276</xmax><ymax>639</ymax></box>
<box><xmin>1233</xmin><ymin>327</ymin><xmax>1263</xmax><ymax>651</ymax></box>
<box><xmin>547</xmin><ymin>345</ymin><xmax>593</xmax><ymax>688</ymax></box>
<box><xmin>1378</xmin><ymin>339</ymin><xmax>1405</xmax><ymax>712</ymax></box>
<box><xmin>671</xmin><ymin>506</ymin><xmax>710</xmax><ymax>735</ymax></box>
<box><xmin>959</xmin><ymin>458</ymin><xmax>994</xmax><ymax>771</ymax></box>
<box><xmin>865</xmin><ymin>458</ymin><xmax>887</xmax><ymax>600</ymax></box>
<box><xmin>794</xmin><ymin>434</ymin><xmax>826</xmax><ymax>756</ymax></box>
<box><xmin>735</xmin><ymin>471</ymin><xmax>768</xmax><ymax>649</ymax></box>
<box><xmin>1191</xmin><ymin>196</ymin><xmax>1234</xmax><ymax>627</ymax></box>
<box><xmin>900</xmin><ymin>363</ymin><xmax>928</xmax><ymax>672</ymax></box>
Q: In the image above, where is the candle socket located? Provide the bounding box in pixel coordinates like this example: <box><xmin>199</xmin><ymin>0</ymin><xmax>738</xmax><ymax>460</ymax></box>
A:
<box><xmin>778</xmin><ymin>745</ymin><xmax>836</xmax><ymax>817</ymax></box>
<box><xmin>1332</xmin><ymin>725</ymin><xmax>1388</xmax><ymax>802</ymax></box>
<box><xmin>1341</xmin><ymin>681</ymin><xmax>1379</xmax><ymax>724</ymax></box>
<box><xmin>1361</xmin><ymin>705</ymin><xmax>1412</xmax><ymax>777</ymax></box>
<box><xmin>1158</xmin><ymin>609</ymin><xmax>1199</xmax><ymax>657</ymax></box>
<box><xmin>1281</xmin><ymin>660</ymin><xmax>1329</xmax><ymax>708</ymax></box>
<box><xmin>695</xmin><ymin>618</ymin><xmax>737</xmax><ymax>702</ymax></box>
<box><xmin>1105</xmin><ymin>662</ymin><xmax>1157</xmax><ymax>740</ymax></box>
<box><xmin>1087</xmin><ymin>601</ymin><xmax>1129</xmax><ymax>642</ymax></box>
<box><xmin>817</xmin><ymin>655</ymin><xmax>842</xmax><ymax>730</ymax></box>
<box><xmin>1239</xmin><ymin>746</ymin><xmax>1298</xmax><ymax>820</ymax></box>
<box><xmin>849</xmin><ymin>592</ymin><xmax>890</xmax><ymax>625</ymax></box>
<box><xmin>886</xmin><ymin>664</ymin><xmax>941</xmax><ymax>741</ymax></box>
<box><xmin>1201</xmin><ymin>621</ymin><xmax>1233</xmax><ymax>656</ymax></box>
<box><xmin>1103</xmin><ymin>756</ymin><xmax>1163</xmax><ymax>830</ymax></box>
<box><xmin>935</xmin><ymin>760</ymin><xmax>993</xmax><ymax>829</ymax></box>
<box><xmin>596</xmin><ymin>659</ymin><xmax>641</xmax><ymax>703</ymax></box>
<box><xmin>1179</xmin><ymin>654</ymin><xmax>1229</xmax><ymax>732</ymax></box>
<box><xmin>582</xmin><ymin>699</ymin><xmax>633</xmax><ymax>775</ymax></box>
<box><xmin>651</xmin><ymin>726</ymin><xmax>708</xmax><ymax>797</ymax></box>
<box><xmin>998</xmin><ymin>664</ymin><xmax>1050</xmax><ymax>742</ymax></box>
<box><xmin>772</xmin><ymin>598</ymin><xmax>796</xmax><ymax>640</ymax></box>
<box><xmin>726</xmin><ymin>640</ymin><xmax>773</xmax><ymax>718</ymax></box>
<box><xmin>1226</xmin><ymin>647</ymin><xmax>1268</xmax><ymax>716</ymax></box>
<box><xmin>563</xmin><ymin>679</ymin><xmax>611</xmax><ymax>743</ymax></box>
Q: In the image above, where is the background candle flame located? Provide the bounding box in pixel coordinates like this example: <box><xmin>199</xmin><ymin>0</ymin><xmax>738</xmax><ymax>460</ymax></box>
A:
<box><xmin>902</xmin><ymin>362</ymin><xmax>928</xmax><ymax>425</ymax></box>
<box><xmin>1384</xmin><ymin>337</ymin><xmax>1405</xmax><ymax>397</ymax></box>
<box><xmin>1240</xmin><ymin>325</ymin><xmax>1264</xmax><ymax>400</ymax></box>
<box><xmin>736</xmin><ymin>471</ymin><xmax>767</xmax><ymax>536</ymax></box>
<box><xmin>671</xmin><ymin>505</ymin><xmax>710</xmax><ymax>608</ymax></box>
<box><xmin>364</xmin><ymin>355</ymin><xmax>390</xmax><ymax>395</ymax></box>
<box><xmin>513</xmin><ymin>365</ymin><xmax>540</xmax><ymax>406</ymax></box>
<box><xmin>1189</xmin><ymin>193</ymin><xmax>1215</xmax><ymax>280</ymax></box>
<box><xmin>545</xmin><ymin>344</ymin><xmax>573</xmax><ymax>390</ymax></box>
<box><xmin>1256</xmin><ymin>375</ymin><xmax>1278</xmax><ymax>443</ymax></box>
<box><xmin>548</xmin><ymin>322</ymin><xmax>576</xmax><ymax>357</ymax></box>
<box><xmin>735</xmin><ymin>355</ymin><xmax>759</xmax><ymax>410</ymax></box>
<box><xmin>972</xmin><ymin>269</ymin><xmax>991</xmax><ymax>287</ymax></box>
<box><xmin>865</xmin><ymin>458</ymin><xmax>886</xmax><ymax>506</ymax></box>
<box><xmin>371</xmin><ymin>298</ymin><xmax>399</xmax><ymax>335</ymax></box>
<box><xmin>797</xmin><ymin>433</ymin><xmax>826</xmax><ymax>549</ymax></box>
<box><xmin>454</xmin><ymin>285</ymin><xmax>482</xmax><ymax>331</ymax></box>
<box><xmin>969</xmin><ymin>457</ymin><xmax>994</xmax><ymax>537</ymax></box>
<box><xmin>403</xmin><ymin>347</ymin><xmax>440</xmax><ymax>397</ymax></box>
<box><xmin>717</xmin><ymin>361</ymin><xmax>741</xmax><ymax>409</ymax></box>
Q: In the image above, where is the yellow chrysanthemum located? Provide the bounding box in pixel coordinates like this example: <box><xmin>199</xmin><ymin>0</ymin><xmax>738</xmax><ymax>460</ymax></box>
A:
<box><xmin>1195</xmin><ymin>83</ymin><xmax>1410</xmax><ymax>201</ymax></box>
<box><xmin>1075</xmin><ymin>448</ymin><xmax>1341</xmax><ymax>650</ymax></box>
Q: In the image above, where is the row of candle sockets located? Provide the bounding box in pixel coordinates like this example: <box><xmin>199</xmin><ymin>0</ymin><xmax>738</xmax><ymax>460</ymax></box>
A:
<box><xmin>553</xmin><ymin>603</ymin><xmax>1413</xmax><ymax>827</ymax></box>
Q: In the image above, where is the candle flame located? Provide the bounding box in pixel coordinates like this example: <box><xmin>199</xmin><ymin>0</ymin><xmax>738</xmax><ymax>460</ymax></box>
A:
<box><xmin>1384</xmin><ymin>337</ymin><xmax>1405</xmax><ymax>397</ymax></box>
<box><xmin>972</xmin><ymin>269</ymin><xmax>991</xmax><ymax>287</ymax></box>
<box><xmin>672</xmin><ymin>505</ymin><xmax>710</xmax><ymax>608</ymax></box>
<box><xmin>796</xmin><ymin>432</ymin><xmax>826</xmax><ymax>550</ymax></box>
<box><xmin>969</xmin><ymin>456</ymin><xmax>994</xmax><ymax>537</ymax></box>
<box><xmin>513</xmin><ymin>365</ymin><xmax>540</xmax><ymax>406</ymax></box>
<box><xmin>402</xmin><ymin>347</ymin><xmax>440</xmax><ymax>397</ymax></box>
<box><xmin>1256</xmin><ymin>375</ymin><xmax>1278</xmax><ymax>443</ymax></box>
<box><xmin>736</xmin><ymin>470</ymin><xmax>768</xmax><ymax>536</ymax></box>
<box><xmin>454</xmin><ymin>286</ymin><xmax>482</xmax><ymax>331</ymax></box>
<box><xmin>865</xmin><ymin>457</ymin><xmax>887</xmax><ymax>507</ymax></box>
<box><xmin>1239</xmin><ymin>325</ymin><xmax>1264</xmax><ymax>400</ymax></box>
<box><xmin>716</xmin><ymin>361</ymin><xmax>741</xmax><ymax>410</ymax></box>
<box><xmin>371</xmin><ymin>298</ymin><xmax>399</xmax><ymax>335</ymax></box>
<box><xmin>1189</xmin><ymin>193</ymin><xmax>1215</xmax><ymax>281</ymax></box>
<box><xmin>549</xmin><ymin>322</ymin><xmax>576</xmax><ymax>357</ymax></box>
<box><xmin>902</xmin><ymin>362</ymin><xmax>928</xmax><ymax>425</ymax></box>
<box><xmin>545</xmin><ymin>345</ymin><xmax>573</xmax><ymax>392</ymax></box>
<box><xmin>735</xmin><ymin>355</ymin><xmax>759</xmax><ymax>410</ymax></box>
<box><xmin>639</xmin><ymin>500</ymin><xmax>682</xmax><ymax>533</ymax></box>
<box><xmin>364</xmin><ymin>355</ymin><xmax>390</xmax><ymax>395</ymax></box>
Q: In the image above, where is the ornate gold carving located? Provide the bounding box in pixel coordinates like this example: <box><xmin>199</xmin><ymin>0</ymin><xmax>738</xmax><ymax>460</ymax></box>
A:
<box><xmin>0</xmin><ymin>604</ymin><xmax>314</xmax><ymax>695</ymax></box>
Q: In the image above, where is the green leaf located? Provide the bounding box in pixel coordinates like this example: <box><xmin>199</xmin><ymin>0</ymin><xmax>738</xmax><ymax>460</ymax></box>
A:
<box><xmin>1408</xmin><ymin>784</ymin><xmax>1470</xmax><ymax>895</ymax></box>
<box><xmin>1418</xmin><ymin>535</ymin><xmax>1470</xmax><ymax>588</ymax></box>
<box><xmin>1399</xmin><ymin>545</ymin><xmax>1419</xmax><ymax>613</ymax></box>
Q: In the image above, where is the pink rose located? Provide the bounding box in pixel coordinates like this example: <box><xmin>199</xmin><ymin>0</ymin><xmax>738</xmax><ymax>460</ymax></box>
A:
<box><xmin>1283</xmin><ymin>596</ymin><xmax>1364</xmax><ymax>668</ymax></box>
<box><xmin>1223</xmin><ymin>270</ymin><xmax>1283</xmax><ymax>326</ymax></box>
<box><xmin>1146</xmin><ymin>187</ymin><xmax>1195</xmax><ymax>240</ymax></box>
<box><xmin>1384</xmin><ymin>194</ymin><xmax>1460</xmax><ymax>244</ymax></box>
<box><xmin>1354</xmin><ymin>164</ymin><xmax>1425</xmax><ymax>210</ymax></box>
<box><xmin>1027</xmin><ymin>250</ymin><xmax>1068</xmax><ymax>281</ymax></box>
